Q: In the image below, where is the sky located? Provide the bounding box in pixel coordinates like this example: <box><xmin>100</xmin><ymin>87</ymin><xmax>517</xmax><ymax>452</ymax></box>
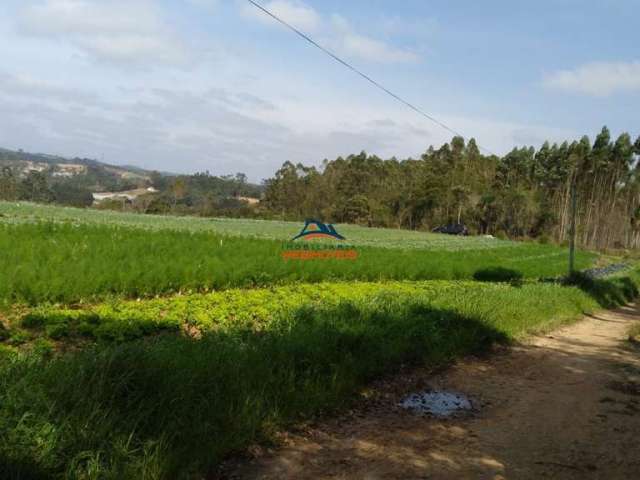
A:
<box><xmin>0</xmin><ymin>0</ymin><xmax>638</xmax><ymax>182</ymax></box>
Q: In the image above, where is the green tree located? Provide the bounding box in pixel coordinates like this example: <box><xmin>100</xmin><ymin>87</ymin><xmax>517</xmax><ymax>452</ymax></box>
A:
<box><xmin>20</xmin><ymin>171</ymin><xmax>53</xmax><ymax>203</ymax></box>
<box><xmin>0</xmin><ymin>167</ymin><xmax>18</xmax><ymax>200</ymax></box>
<box><xmin>51</xmin><ymin>184</ymin><xmax>94</xmax><ymax>208</ymax></box>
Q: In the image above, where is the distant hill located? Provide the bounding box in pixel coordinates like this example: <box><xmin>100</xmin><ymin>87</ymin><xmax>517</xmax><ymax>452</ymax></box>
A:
<box><xmin>0</xmin><ymin>146</ymin><xmax>263</xmax><ymax>215</ymax></box>
<box><xmin>0</xmin><ymin>147</ymin><xmax>163</xmax><ymax>191</ymax></box>
<box><xmin>0</xmin><ymin>146</ymin><xmax>261</xmax><ymax>193</ymax></box>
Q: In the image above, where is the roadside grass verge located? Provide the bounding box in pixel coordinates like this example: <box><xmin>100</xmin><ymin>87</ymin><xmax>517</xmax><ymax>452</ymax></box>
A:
<box><xmin>0</xmin><ymin>222</ymin><xmax>594</xmax><ymax>306</ymax></box>
<box><xmin>2</xmin><ymin>273</ymin><xmax>639</xmax><ymax>479</ymax></box>
<box><xmin>563</xmin><ymin>270</ymin><xmax>640</xmax><ymax>308</ymax></box>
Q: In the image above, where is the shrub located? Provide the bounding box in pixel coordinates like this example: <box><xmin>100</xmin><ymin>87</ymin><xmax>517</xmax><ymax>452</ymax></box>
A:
<box><xmin>473</xmin><ymin>267</ymin><xmax>523</xmax><ymax>284</ymax></box>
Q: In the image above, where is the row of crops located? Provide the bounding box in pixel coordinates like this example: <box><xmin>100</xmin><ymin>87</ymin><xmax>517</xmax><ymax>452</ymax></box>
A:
<box><xmin>17</xmin><ymin>280</ymin><xmax>600</xmax><ymax>343</ymax></box>
<box><xmin>0</xmin><ymin>201</ymin><xmax>511</xmax><ymax>250</ymax></box>
<box><xmin>0</xmin><ymin>215</ymin><xmax>594</xmax><ymax>306</ymax></box>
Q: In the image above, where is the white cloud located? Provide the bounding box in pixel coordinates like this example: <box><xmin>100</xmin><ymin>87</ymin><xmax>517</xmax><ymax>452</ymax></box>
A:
<box><xmin>1</xmin><ymin>2</ymin><xmax>585</xmax><ymax>182</ymax></box>
<box><xmin>543</xmin><ymin>61</ymin><xmax>640</xmax><ymax>96</ymax></box>
<box><xmin>185</xmin><ymin>0</ymin><xmax>218</xmax><ymax>10</ymax></box>
<box><xmin>242</xmin><ymin>1</ymin><xmax>418</xmax><ymax>64</ymax></box>
<box><xmin>242</xmin><ymin>0</ymin><xmax>321</xmax><ymax>33</ymax></box>
<box><xmin>0</xmin><ymin>69</ymin><xmax>554</xmax><ymax>181</ymax></box>
<box><xmin>0</xmin><ymin>72</ymin><xmax>98</xmax><ymax>104</ymax></box>
<box><xmin>19</xmin><ymin>0</ymin><xmax>158</xmax><ymax>35</ymax></box>
<box><xmin>341</xmin><ymin>34</ymin><xmax>416</xmax><ymax>63</ymax></box>
<box><xmin>78</xmin><ymin>33</ymin><xmax>190</xmax><ymax>66</ymax></box>
<box><xmin>19</xmin><ymin>0</ymin><xmax>194</xmax><ymax>68</ymax></box>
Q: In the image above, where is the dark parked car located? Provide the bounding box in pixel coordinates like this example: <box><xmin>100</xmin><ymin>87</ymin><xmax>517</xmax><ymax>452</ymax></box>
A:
<box><xmin>432</xmin><ymin>223</ymin><xmax>469</xmax><ymax>236</ymax></box>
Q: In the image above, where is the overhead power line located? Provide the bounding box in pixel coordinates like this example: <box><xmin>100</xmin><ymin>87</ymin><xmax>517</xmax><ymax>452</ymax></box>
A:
<box><xmin>246</xmin><ymin>0</ymin><xmax>495</xmax><ymax>156</ymax></box>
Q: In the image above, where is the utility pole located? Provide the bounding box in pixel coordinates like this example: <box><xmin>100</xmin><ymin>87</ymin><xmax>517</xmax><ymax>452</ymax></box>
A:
<box><xmin>569</xmin><ymin>175</ymin><xmax>577</xmax><ymax>275</ymax></box>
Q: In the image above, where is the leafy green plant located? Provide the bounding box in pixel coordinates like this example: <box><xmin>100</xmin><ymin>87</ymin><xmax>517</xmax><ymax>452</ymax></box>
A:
<box><xmin>7</xmin><ymin>331</ymin><xmax>31</xmax><ymax>346</ymax></box>
<box><xmin>17</xmin><ymin>279</ymin><xmax>607</xmax><ymax>344</ymax></box>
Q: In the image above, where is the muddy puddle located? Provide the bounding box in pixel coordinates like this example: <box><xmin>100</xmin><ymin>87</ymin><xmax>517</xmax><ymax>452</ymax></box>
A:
<box><xmin>400</xmin><ymin>390</ymin><xmax>473</xmax><ymax>417</ymax></box>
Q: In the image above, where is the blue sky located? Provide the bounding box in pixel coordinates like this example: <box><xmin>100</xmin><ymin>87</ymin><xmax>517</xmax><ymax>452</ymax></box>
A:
<box><xmin>0</xmin><ymin>0</ymin><xmax>638</xmax><ymax>181</ymax></box>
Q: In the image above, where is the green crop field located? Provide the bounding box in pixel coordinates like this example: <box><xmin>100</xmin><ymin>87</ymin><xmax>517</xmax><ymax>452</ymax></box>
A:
<box><xmin>0</xmin><ymin>202</ymin><xmax>594</xmax><ymax>305</ymax></box>
<box><xmin>1</xmin><ymin>201</ymin><xmax>638</xmax><ymax>480</ymax></box>
<box><xmin>1</xmin><ymin>201</ymin><xmax>512</xmax><ymax>250</ymax></box>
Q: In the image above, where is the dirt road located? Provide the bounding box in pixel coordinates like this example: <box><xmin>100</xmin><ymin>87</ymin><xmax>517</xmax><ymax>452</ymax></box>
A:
<box><xmin>224</xmin><ymin>304</ymin><xmax>640</xmax><ymax>479</ymax></box>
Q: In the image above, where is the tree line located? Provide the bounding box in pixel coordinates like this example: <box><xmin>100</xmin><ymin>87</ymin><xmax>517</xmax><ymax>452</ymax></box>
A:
<box><xmin>0</xmin><ymin>168</ymin><xmax>95</xmax><ymax>207</ymax></box>
<box><xmin>3</xmin><ymin>127</ymin><xmax>640</xmax><ymax>250</ymax></box>
<box><xmin>130</xmin><ymin>172</ymin><xmax>263</xmax><ymax>217</ymax></box>
<box><xmin>262</xmin><ymin>127</ymin><xmax>640</xmax><ymax>250</ymax></box>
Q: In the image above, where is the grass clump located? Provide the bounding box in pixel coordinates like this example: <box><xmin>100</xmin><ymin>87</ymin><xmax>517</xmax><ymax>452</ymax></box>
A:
<box><xmin>3</xmin><ymin>273</ymin><xmax>638</xmax><ymax>479</ymax></box>
<box><xmin>473</xmin><ymin>267</ymin><xmax>524</xmax><ymax>284</ymax></box>
<box><xmin>563</xmin><ymin>270</ymin><xmax>640</xmax><ymax>308</ymax></box>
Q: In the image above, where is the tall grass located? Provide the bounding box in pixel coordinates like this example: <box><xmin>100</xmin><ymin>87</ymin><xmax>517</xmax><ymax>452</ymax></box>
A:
<box><xmin>0</xmin><ymin>222</ymin><xmax>594</xmax><ymax>305</ymax></box>
<box><xmin>2</xmin><ymin>274</ymin><xmax>638</xmax><ymax>479</ymax></box>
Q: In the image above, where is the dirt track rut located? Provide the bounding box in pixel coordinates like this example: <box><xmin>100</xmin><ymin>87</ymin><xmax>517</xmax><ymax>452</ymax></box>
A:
<box><xmin>224</xmin><ymin>304</ymin><xmax>640</xmax><ymax>479</ymax></box>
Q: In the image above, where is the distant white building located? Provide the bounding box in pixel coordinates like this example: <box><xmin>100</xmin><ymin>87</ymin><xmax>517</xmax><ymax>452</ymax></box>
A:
<box><xmin>52</xmin><ymin>164</ymin><xmax>87</xmax><ymax>177</ymax></box>
<box><xmin>236</xmin><ymin>196</ymin><xmax>260</xmax><ymax>205</ymax></box>
<box><xmin>92</xmin><ymin>187</ymin><xmax>157</xmax><ymax>203</ymax></box>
